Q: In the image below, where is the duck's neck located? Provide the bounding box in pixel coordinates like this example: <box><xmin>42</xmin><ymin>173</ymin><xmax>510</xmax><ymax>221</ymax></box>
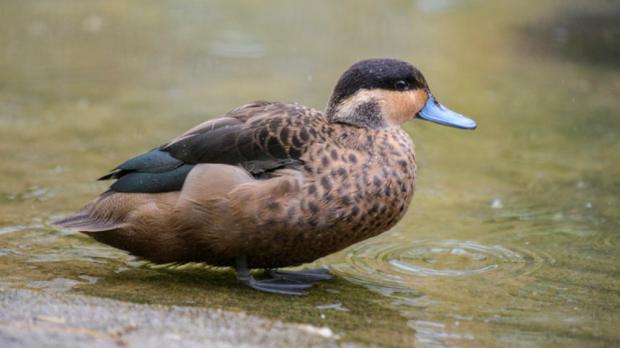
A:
<box><xmin>326</xmin><ymin>90</ymin><xmax>388</xmax><ymax>129</ymax></box>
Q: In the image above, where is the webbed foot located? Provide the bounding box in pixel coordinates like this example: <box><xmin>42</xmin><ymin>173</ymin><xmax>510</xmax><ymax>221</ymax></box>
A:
<box><xmin>269</xmin><ymin>267</ymin><xmax>333</xmax><ymax>282</ymax></box>
<box><xmin>239</xmin><ymin>276</ymin><xmax>312</xmax><ymax>296</ymax></box>
<box><xmin>235</xmin><ymin>256</ymin><xmax>313</xmax><ymax>296</ymax></box>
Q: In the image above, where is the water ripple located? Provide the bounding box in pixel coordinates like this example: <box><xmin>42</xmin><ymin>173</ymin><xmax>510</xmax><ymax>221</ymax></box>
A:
<box><xmin>333</xmin><ymin>239</ymin><xmax>548</xmax><ymax>290</ymax></box>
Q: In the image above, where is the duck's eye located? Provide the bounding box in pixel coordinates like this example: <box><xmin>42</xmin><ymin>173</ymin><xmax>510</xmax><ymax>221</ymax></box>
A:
<box><xmin>394</xmin><ymin>80</ymin><xmax>409</xmax><ymax>91</ymax></box>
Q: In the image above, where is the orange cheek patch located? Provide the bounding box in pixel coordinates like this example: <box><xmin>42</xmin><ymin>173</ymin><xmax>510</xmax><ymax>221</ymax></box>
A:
<box><xmin>383</xmin><ymin>90</ymin><xmax>428</xmax><ymax>125</ymax></box>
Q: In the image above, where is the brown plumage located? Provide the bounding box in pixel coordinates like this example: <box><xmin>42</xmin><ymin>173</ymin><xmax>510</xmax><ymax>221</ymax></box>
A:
<box><xmin>56</xmin><ymin>58</ymin><xmax>476</xmax><ymax>295</ymax></box>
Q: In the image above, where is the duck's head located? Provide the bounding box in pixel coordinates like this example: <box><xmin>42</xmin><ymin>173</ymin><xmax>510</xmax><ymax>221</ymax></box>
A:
<box><xmin>326</xmin><ymin>58</ymin><xmax>476</xmax><ymax>130</ymax></box>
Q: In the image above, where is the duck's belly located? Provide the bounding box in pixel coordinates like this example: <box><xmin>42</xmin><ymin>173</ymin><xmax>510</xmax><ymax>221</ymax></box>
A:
<box><xmin>241</xmin><ymin>174</ymin><xmax>416</xmax><ymax>268</ymax></box>
<box><xmin>241</xmin><ymin>197</ymin><xmax>414</xmax><ymax>269</ymax></box>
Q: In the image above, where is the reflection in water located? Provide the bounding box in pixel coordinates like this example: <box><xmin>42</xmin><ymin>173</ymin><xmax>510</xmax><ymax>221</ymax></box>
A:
<box><xmin>27</xmin><ymin>277</ymin><xmax>84</xmax><ymax>292</ymax></box>
<box><xmin>523</xmin><ymin>5</ymin><xmax>620</xmax><ymax>68</ymax></box>
<box><xmin>0</xmin><ymin>0</ymin><xmax>619</xmax><ymax>347</ymax></box>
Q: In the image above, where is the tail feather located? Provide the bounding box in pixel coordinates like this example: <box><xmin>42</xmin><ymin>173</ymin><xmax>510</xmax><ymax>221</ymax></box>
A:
<box><xmin>54</xmin><ymin>213</ymin><xmax>126</xmax><ymax>232</ymax></box>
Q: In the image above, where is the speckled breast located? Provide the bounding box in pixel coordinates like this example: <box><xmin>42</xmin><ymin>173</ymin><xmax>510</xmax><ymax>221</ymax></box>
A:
<box><xmin>314</xmin><ymin>127</ymin><xmax>416</xmax><ymax>247</ymax></box>
<box><xmin>251</xmin><ymin>127</ymin><xmax>417</xmax><ymax>268</ymax></box>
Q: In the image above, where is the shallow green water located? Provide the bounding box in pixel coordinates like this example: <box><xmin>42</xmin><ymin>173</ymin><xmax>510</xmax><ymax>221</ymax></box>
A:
<box><xmin>0</xmin><ymin>1</ymin><xmax>618</xmax><ymax>346</ymax></box>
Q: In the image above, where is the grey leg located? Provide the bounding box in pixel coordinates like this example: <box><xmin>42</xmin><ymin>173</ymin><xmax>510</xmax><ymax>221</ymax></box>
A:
<box><xmin>269</xmin><ymin>267</ymin><xmax>333</xmax><ymax>282</ymax></box>
<box><xmin>234</xmin><ymin>256</ymin><xmax>312</xmax><ymax>296</ymax></box>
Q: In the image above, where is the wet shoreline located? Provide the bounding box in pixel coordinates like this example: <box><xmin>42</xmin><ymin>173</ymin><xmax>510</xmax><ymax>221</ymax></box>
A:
<box><xmin>0</xmin><ymin>287</ymin><xmax>339</xmax><ymax>348</ymax></box>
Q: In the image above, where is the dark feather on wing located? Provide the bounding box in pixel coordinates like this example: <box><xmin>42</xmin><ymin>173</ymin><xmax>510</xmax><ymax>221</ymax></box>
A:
<box><xmin>98</xmin><ymin>102</ymin><xmax>311</xmax><ymax>193</ymax></box>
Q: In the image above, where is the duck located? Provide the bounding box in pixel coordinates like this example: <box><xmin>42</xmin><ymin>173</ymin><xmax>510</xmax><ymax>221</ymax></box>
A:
<box><xmin>55</xmin><ymin>58</ymin><xmax>476</xmax><ymax>295</ymax></box>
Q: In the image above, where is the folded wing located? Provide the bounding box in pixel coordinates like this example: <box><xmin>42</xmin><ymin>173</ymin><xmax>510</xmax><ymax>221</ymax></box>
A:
<box><xmin>99</xmin><ymin>102</ymin><xmax>308</xmax><ymax>193</ymax></box>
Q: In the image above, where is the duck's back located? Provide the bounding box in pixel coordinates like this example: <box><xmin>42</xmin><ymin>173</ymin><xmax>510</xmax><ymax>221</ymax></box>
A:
<box><xmin>98</xmin><ymin>101</ymin><xmax>325</xmax><ymax>193</ymax></box>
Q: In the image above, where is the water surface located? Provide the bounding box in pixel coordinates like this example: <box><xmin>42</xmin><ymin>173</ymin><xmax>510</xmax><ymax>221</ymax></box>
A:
<box><xmin>0</xmin><ymin>1</ymin><xmax>618</xmax><ymax>346</ymax></box>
